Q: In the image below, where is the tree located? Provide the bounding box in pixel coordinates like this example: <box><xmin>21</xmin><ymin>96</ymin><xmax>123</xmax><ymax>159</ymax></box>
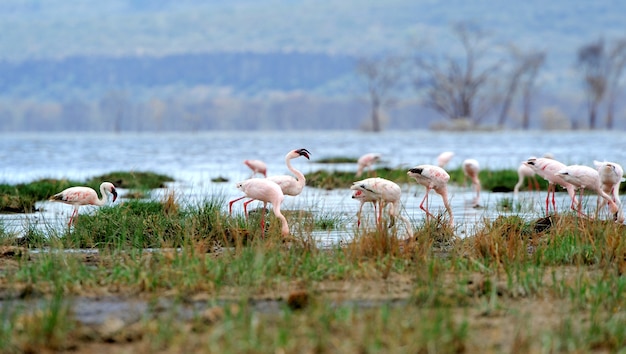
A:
<box><xmin>577</xmin><ymin>39</ymin><xmax>608</xmax><ymax>129</ymax></box>
<box><xmin>356</xmin><ymin>55</ymin><xmax>403</xmax><ymax>132</ymax></box>
<box><xmin>100</xmin><ymin>91</ymin><xmax>131</xmax><ymax>133</ymax></box>
<box><xmin>415</xmin><ymin>23</ymin><xmax>501</xmax><ymax>125</ymax></box>
<box><xmin>498</xmin><ymin>47</ymin><xmax>546</xmax><ymax>129</ymax></box>
<box><xmin>605</xmin><ymin>38</ymin><xmax>626</xmax><ymax>129</ymax></box>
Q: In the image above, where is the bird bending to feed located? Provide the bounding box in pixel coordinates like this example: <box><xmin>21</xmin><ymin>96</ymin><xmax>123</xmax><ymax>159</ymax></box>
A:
<box><xmin>594</xmin><ymin>160</ymin><xmax>624</xmax><ymax>221</ymax></box>
<box><xmin>436</xmin><ymin>151</ymin><xmax>454</xmax><ymax>169</ymax></box>
<box><xmin>351</xmin><ymin>177</ymin><xmax>413</xmax><ymax>237</ymax></box>
<box><xmin>462</xmin><ymin>159</ymin><xmax>481</xmax><ymax>206</ymax></box>
<box><xmin>407</xmin><ymin>165</ymin><xmax>453</xmax><ymax>226</ymax></box>
<box><xmin>228</xmin><ymin>178</ymin><xmax>289</xmax><ymax>237</ymax></box>
<box><xmin>268</xmin><ymin>148</ymin><xmax>311</xmax><ymax>196</ymax></box>
<box><xmin>514</xmin><ymin>163</ymin><xmax>540</xmax><ymax>196</ymax></box>
<box><xmin>244</xmin><ymin>159</ymin><xmax>267</xmax><ymax>178</ymax></box>
<box><xmin>556</xmin><ymin>164</ymin><xmax>623</xmax><ymax>222</ymax></box>
<box><xmin>524</xmin><ymin>157</ymin><xmax>578</xmax><ymax>216</ymax></box>
<box><xmin>356</xmin><ymin>153</ymin><xmax>381</xmax><ymax>177</ymax></box>
<box><xmin>49</xmin><ymin>182</ymin><xmax>118</xmax><ymax>226</ymax></box>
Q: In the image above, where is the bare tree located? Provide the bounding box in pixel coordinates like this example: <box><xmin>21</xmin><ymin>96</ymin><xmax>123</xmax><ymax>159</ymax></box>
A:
<box><xmin>100</xmin><ymin>90</ymin><xmax>131</xmax><ymax>133</ymax></box>
<box><xmin>356</xmin><ymin>55</ymin><xmax>403</xmax><ymax>132</ymax></box>
<box><xmin>415</xmin><ymin>23</ymin><xmax>501</xmax><ymax>125</ymax></box>
<box><xmin>498</xmin><ymin>47</ymin><xmax>546</xmax><ymax>128</ymax></box>
<box><xmin>605</xmin><ymin>38</ymin><xmax>626</xmax><ymax>129</ymax></box>
<box><xmin>577</xmin><ymin>39</ymin><xmax>608</xmax><ymax>129</ymax></box>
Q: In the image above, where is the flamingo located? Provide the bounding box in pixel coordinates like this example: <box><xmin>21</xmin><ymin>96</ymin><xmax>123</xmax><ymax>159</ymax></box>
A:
<box><xmin>228</xmin><ymin>178</ymin><xmax>289</xmax><ymax>237</ymax></box>
<box><xmin>355</xmin><ymin>153</ymin><xmax>381</xmax><ymax>177</ymax></box>
<box><xmin>49</xmin><ymin>182</ymin><xmax>118</xmax><ymax>226</ymax></box>
<box><xmin>268</xmin><ymin>148</ymin><xmax>311</xmax><ymax>196</ymax></box>
<box><xmin>524</xmin><ymin>157</ymin><xmax>578</xmax><ymax>216</ymax></box>
<box><xmin>407</xmin><ymin>165</ymin><xmax>453</xmax><ymax>226</ymax></box>
<box><xmin>462</xmin><ymin>159</ymin><xmax>481</xmax><ymax>206</ymax></box>
<box><xmin>514</xmin><ymin>163</ymin><xmax>540</xmax><ymax>196</ymax></box>
<box><xmin>350</xmin><ymin>177</ymin><xmax>413</xmax><ymax>237</ymax></box>
<box><xmin>593</xmin><ymin>160</ymin><xmax>624</xmax><ymax>221</ymax></box>
<box><xmin>244</xmin><ymin>159</ymin><xmax>267</xmax><ymax>178</ymax></box>
<box><xmin>436</xmin><ymin>151</ymin><xmax>454</xmax><ymax>169</ymax></box>
<box><xmin>556</xmin><ymin>165</ymin><xmax>622</xmax><ymax>222</ymax></box>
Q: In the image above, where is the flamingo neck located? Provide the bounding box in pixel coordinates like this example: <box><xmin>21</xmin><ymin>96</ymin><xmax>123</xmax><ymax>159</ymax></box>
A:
<box><xmin>272</xmin><ymin>203</ymin><xmax>290</xmax><ymax>236</ymax></box>
<box><xmin>286</xmin><ymin>155</ymin><xmax>306</xmax><ymax>188</ymax></box>
<box><xmin>96</xmin><ymin>183</ymin><xmax>109</xmax><ymax>206</ymax></box>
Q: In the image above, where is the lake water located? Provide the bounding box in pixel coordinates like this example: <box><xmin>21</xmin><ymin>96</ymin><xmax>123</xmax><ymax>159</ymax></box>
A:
<box><xmin>1</xmin><ymin>130</ymin><xmax>624</xmax><ymax>246</ymax></box>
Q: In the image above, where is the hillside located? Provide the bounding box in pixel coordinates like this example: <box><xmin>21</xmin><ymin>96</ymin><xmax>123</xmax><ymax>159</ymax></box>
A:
<box><xmin>1</xmin><ymin>0</ymin><xmax>625</xmax><ymax>131</ymax></box>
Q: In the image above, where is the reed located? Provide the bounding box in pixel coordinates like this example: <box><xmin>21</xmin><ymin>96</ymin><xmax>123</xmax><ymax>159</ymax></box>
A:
<box><xmin>1</xmin><ymin>192</ymin><xmax>626</xmax><ymax>352</ymax></box>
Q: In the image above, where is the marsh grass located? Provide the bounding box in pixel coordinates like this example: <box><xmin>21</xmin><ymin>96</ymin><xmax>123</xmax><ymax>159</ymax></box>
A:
<box><xmin>305</xmin><ymin>166</ymin><xmax>549</xmax><ymax>192</ymax></box>
<box><xmin>0</xmin><ymin>171</ymin><xmax>174</xmax><ymax>214</ymax></box>
<box><xmin>3</xmin><ymin>194</ymin><xmax>626</xmax><ymax>352</ymax></box>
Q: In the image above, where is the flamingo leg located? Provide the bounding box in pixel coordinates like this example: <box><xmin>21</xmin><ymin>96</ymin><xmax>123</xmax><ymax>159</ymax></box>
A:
<box><xmin>68</xmin><ymin>207</ymin><xmax>79</xmax><ymax>226</ymax></box>
<box><xmin>243</xmin><ymin>199</ymin><xmax>256</xmax><ymax>220</ymax></box>
<box><xmin>356</xmin><ymin>201</ymin><xmax>365</xmax><ymax>228</ymax></box>
<box><xmin>260</xmin><ymin>202</ymin><xmax>267</xmax><ymax>238</ymax></box>
<box><xmin>420</xmin><ymin>188</ymin><xmax>435</xmax><ymax>219</ymax></box>
<box><xmin>377</xmin><ymin>200</ymin><xmax>384</xmax><ymax>228</ymax></box>
<box><xmin>228</xmin><ymin>196</ymin><xmax>246</xmax><ymax>215</ymax></box>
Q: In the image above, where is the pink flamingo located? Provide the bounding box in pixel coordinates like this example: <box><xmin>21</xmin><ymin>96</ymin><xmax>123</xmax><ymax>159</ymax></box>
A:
<box><xmin>524</xmin><ymin>157</ymin><xmax>578</xmax><ymax>216</ymax></box>
<box><xmin>49</xmin><ymin>182</ymin><xmax>118</xmax><ymax>226</ymax></box>
<box><xmin>593</xmin><ymin>160</ymin><xmax>624</xmax><ymax>221</ymax></box>
<box><xmin>244</xmin><ymin>159</ymin><xmax>267</xmax><ymax>178</ymax></box>
<box><xmin>350</xmin><ymin>177</ymin><xmax>413</xmax><ymax>237</ymax></box>
<box><xmin>355</xmin><ymin>153</ymin><xmax>381</xmax><ymax>177</ymax></box>
<box><xmin>407</xmin><ymin>165</ymin><xmax>453</xmax><ymax>226</ymax></box>
<box><xmin>556</xmin><ymin>165</ymin><xmax>622</xmax><ymax>222</ymax></box>
<box><xmin>514</xmin><ymin>163</ymin><xmax>540</xmax><ymax>196</ymax></box>
<box><xmin>462</xmin><ymin>159</ymin><xmax>481</xmax><ymax>206</ymax></box>
<box><xmin>436</xmin><ymin>151</ymin><xmax>454</xmax><ymax>169</ymax></box>
<box><xmin>228</xmin><ymin>179</ymin><xmax>289</xmax><ymax>237</ymax></box>
<box><xmin>268</xmin><ymin>148</ymin><xmax>311</xmax><ymax>196</ymax></box>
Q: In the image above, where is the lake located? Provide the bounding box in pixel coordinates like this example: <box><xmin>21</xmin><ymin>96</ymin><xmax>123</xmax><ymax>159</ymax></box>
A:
<box><xmin>1</xmin><ymin>130</ymin><xmax>624</xmax><ymax>245</ymax></box>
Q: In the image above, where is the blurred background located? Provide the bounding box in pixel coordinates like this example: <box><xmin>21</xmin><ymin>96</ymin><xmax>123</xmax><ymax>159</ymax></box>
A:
<box><xmin>1</xmin><ymin>0</ymin><xmax>625</xmax><ymax>132</ymax></box>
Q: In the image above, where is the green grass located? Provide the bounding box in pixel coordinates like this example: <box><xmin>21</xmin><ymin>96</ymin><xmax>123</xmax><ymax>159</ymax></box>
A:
<box><xmin>2</xmin><ymin>185</ymin><xmax>626</xmax><ymax>352</ymax></box>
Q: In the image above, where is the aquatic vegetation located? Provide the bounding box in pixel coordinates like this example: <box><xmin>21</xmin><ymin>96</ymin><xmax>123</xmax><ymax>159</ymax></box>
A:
<box><xmin>1</xmin><ymin>172</ymin><xmax>626</xmax><ymax>352</ymax></box>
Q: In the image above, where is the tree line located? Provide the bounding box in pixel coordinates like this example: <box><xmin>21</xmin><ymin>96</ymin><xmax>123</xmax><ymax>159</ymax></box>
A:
<box><xmin>2</xmin><ymin>23</ymin><xmax>626</xmax><ymax>132</ymax></box>
<box><xmin>358</xmin><ymin>23</ymin><xmax>626</xmax><ymax>131</ymax></box>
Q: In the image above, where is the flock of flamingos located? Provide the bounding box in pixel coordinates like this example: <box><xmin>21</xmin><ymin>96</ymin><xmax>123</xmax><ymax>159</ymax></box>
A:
<box><xmin>48</xmin><ymin>148</ymin><xmax>625</xmax><ymax>238</ymax></box>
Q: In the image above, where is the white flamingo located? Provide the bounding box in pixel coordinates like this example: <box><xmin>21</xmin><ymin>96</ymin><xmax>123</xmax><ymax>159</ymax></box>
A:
<box><xmin>407</xmin><ymin>165</ymin><xmax>453</xmax><ymax>226</ymax></box>
<box><xmin>49</xmin><ymin>182</ymin><xmax>118</xmax><ymax>226</ymax></box>
<box><xmin>268</xmin><ymin>148</ymin><xmax>311</xmax><ymax>196</ymax></box>
<box><xmin>350</xmin><ymin>177</ymin><xmax>412</xmax><ymax>237</ymax></box>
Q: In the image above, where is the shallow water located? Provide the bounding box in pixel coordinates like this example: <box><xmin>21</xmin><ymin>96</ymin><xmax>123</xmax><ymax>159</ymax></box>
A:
<box><xmin>0</xmin><ymin>130</ymin><xmax>623</xmax><ymax>245</ymax></box>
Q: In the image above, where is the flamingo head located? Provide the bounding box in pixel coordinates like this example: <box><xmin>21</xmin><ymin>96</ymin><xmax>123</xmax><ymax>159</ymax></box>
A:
<box><xmin>294</xmin><ymin>148</ymin><xmax>311</xmax><ymax>160</ymax></box>
<box><xmin>103</xmin><ymin>182</ymin><xmax>118</xmax><ymax>202</ymax></box>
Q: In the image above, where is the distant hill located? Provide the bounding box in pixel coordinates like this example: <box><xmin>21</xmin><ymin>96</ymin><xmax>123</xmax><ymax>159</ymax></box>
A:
<box><xmin>0</xmin><ymin>52</ymin><xmax>357</xmax><ymax>100</ymax></box>
<box><xmin>1</xmin><ymin>0</ymin><xmax>625</xmax><ymax>130</ymax></box>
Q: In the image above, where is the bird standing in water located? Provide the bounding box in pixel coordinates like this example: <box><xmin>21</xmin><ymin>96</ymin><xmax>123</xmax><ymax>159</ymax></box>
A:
<box><xmin>524</xmin><ymin>157</ymin><xmax>578</xmax><ymax>216</ymax></box>
<box><xmin>49</xmin><ymin>182</ymin><xmax>118</xmax><ymax>226</ymax></box>
<box><xmin>228</xmin><ymin>178</ymin><xmax>289</xmax><ymax>237</ymax></box>
<box><xmin>462</xmin><ymin>159</ymin><xmax>481</xmax><ymax>206</ymax></box>
<box><xmin>436</xmin><ymin>151</ymin><xmax>454</xmax><ymax>169</ymax></box>
<box><xmin>594</xmin><ymin>160</ymin><xmax>624</xmax><ymax>219</ymax></box>
<box><xmin>351</xmin><ymin>177</ymin><xmax>413</xmax><ymax>237</ymax></box>
<box><xmin>356</xmin><ymin>153</ymin><xmax>381</xmax><ymax>177</ymax></box>
<box><xmin>268</xmin><ymin>148</ymin><xmax>311</xmax><ymax>196</ymax></box>
<box><xmin>556</xmin><ymin>164</ymin><xmax>622</xmax><ymax>222</ymax></box>
<box><xmin>407</xmin><ymin>165</ymin><xmax>453</xmax><ymax>226</ymax></box>
<box><xmin>514</xmin><ymin>163</ymin><xmax>540</xmax><ymax>196</ymax></box>
<box><xmin>244</xmin><ymin>159</ymin><xmax>267</xmax><ymax>178</ymax></box>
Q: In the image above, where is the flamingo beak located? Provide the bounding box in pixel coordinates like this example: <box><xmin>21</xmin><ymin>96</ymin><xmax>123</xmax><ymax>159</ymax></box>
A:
<box><xmin>112</xmin><ymin>189</ymin><xmax>118</xmax><ymax>202</ymax></box>
<box><xmin>297</xmin><ymin>148</ymin><xmax>311</xmax><ymax>160</ymax></box>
